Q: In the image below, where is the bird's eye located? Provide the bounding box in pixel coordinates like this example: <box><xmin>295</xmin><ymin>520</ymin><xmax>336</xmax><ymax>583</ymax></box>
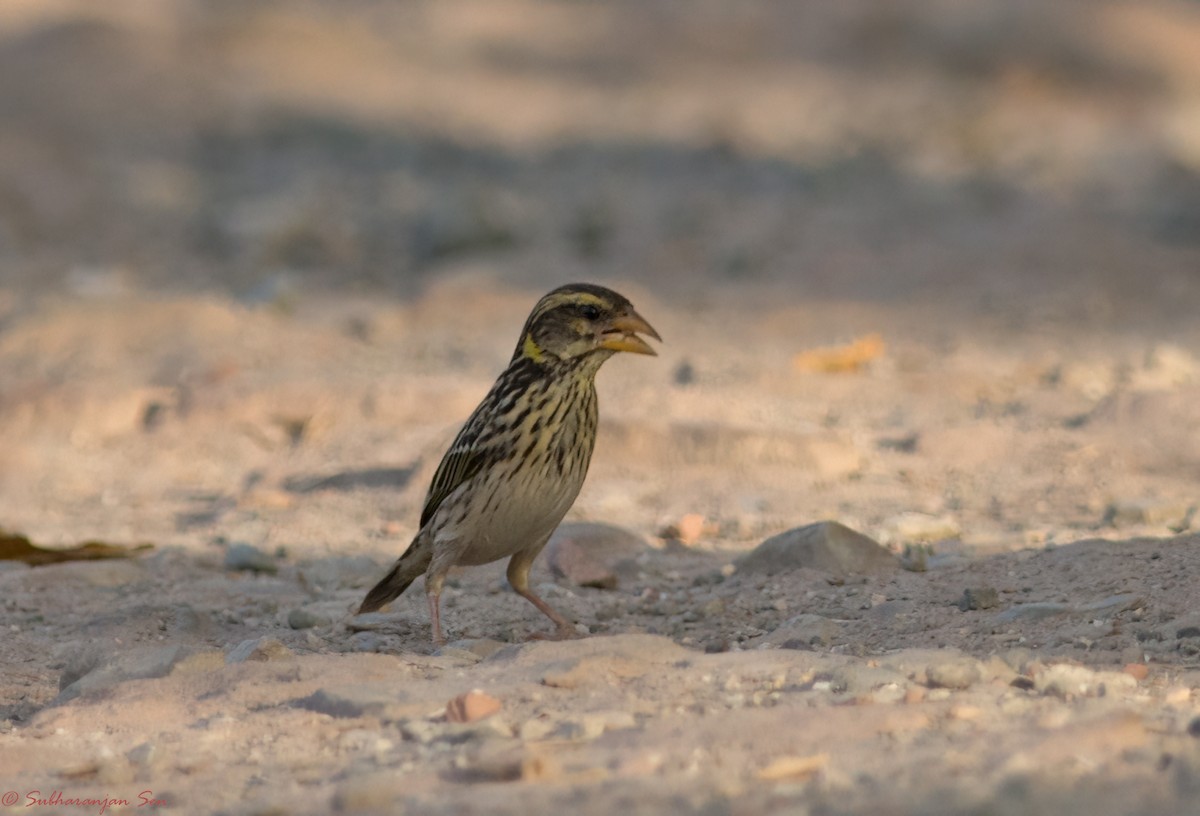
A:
<box><xmin>580</xmin><ymin>304</ymin><xmax>601</xmax><ymax>320</ymax></box>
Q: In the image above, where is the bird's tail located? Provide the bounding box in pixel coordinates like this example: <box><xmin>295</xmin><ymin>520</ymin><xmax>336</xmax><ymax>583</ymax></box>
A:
<box><xmin>358</xmin><ymin>531</ymin><xmax>434</xmax><ymax>614</ymax></box>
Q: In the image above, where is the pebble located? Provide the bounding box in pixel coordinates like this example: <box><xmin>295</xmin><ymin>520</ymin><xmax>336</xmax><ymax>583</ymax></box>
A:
<box><xmin>1123</xmin><ymin>663</ymin><xmax>1150</xmax><ymax>681</ymax></box>
<box><xmin>958</xmin><ymin>587</ymin><xmax>1000</xmax><ymax>611</ymax></box>
<box><xmin>544</xmin><ymin>522</ymin><xmax>648</xmax><ymax>589</ymax></box>
<box><xmin>125</xmin><ymin>742</ymin><xmax>156</xmax><ymax>766</ymax></box>
<box><xmin>764</xmin><ymin>614</ymin><xmax>843</xmax><ymax>649</ymax></box>
<box><xmin>1036</xmin><ymin>663</ymin><xmax>1137</xmax><ymax>699</ymax></box>
<box><xmin>57</xmin><ymin>644</ymin><xmax>195</xmax><ymax>703</ymax></box>
<box><xmin>736</xmin><ymin>521</ymin><xmax>898</xmax><ymax>576</ymax></box>
<box><xmin>350</xmin><ymin>632</ymin><xmax>383</xmax><ymax>652</ymax></box>
<box><xmin>287</xmin><ymin>608</ymin><xmax>328</xmax><ymax>630</ymax></box>
<box><xmin>925</xmin><ymin>657</ymin><xmax>983</xmax><ymax>690</ymax></box>
<box><xmin>223</xmin><ymin>542</ymin><xmax>277</xmax><ymax>574</ymax></box>
<box><xmin>446</xmin><ymin>690</ymin><xmax>502</xmax><ymax>724</ymax></box>
<box><xmin>226</xmin><ymin>637</ymin><xmax>293</xmax><ymax>663</ymax></box>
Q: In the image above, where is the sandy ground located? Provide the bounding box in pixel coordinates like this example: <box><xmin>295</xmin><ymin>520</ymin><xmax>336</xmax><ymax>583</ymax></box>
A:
<box><xmin>2</xmin><ymin>2</ymin><xmax>1200</xmax><ymax>815</ymax></box>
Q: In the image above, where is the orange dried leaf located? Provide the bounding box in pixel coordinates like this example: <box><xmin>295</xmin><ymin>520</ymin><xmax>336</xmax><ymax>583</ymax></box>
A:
<box><xmin>793</xmin><ymin>333</ymin><xmax>885</xmax><ymax>373</ymax></box>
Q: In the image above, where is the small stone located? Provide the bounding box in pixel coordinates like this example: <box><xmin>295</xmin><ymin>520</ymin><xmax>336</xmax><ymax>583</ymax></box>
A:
<box><xmin>346</xmin><ymin>613</ymin><xmax>401</xmax><ymax>633</ymax></box>
<box><xmin>764</xmin><ymin>614</ymin><xmax>843</xmax><ymax>649</ymax></box>
<box><xmin>126</xmin><ymin>743</ymin><xmax>156</xmax><ymax>766</ymax></box>
<box><xmin>446</xmin><ymin>690</ymin><xmax>502</xmax><ymax>724</ymax></box>
<box><xmin>287</xmin><ymin>608</ymin><xmax>328</xmax><ymax>630</ymax></box>
<box><xmin>351</xmin><ymin>633</ymin><xmax>382</xmax><ymax>652</ymax></box>
<box><xmin>925</xmin><ymin>657</ymin><xmax>983</xmax><ymax>690</ymax></box>
<box><xmin>1187</xmin><ymin>716</ymin><xmax>1200</xmax><ymax>738</ymax></box>
<box><xmin>224</xmin><ymin>542</ymin><xmax>277</xmax><ymax>574</ymax></box>
<box><xmin>1036</xmin><ymin>664</ymin><xmax>1137</xmax><ymax>699</ymax></box>
<box><xmin>544</xmin><ymin>522</ymin><xmax>648</xmax><ymax>590</ymax></box>
<box><xmin>226</xmin><ymin>637</ymin><xmax>293</xmax><ymax>664</ymax></box>
<box><xmin>676</xmin><ymin>514</ymin><xmax>707</xmax><ymax>545</ymax></box>
<box><xmin>736</xmin><ymin>521</ymin><xmax>897</xmax><ymax>576</ymax></box>
<box><xmin>958</xmin><ymin>587</ymin><xmax>1000</xmax><ymax>611</ymax></box>
<box><xmin>1123</xmin><ymin>663</ymin><xmax>1150</xmax><ymax>682</ymax></box>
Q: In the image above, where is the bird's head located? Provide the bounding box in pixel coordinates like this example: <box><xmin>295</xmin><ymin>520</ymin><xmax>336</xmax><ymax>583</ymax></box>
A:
<box><xmin>513</xmin><ymin>283</ymin><xmax>661</xmax><ymax>364</ymax></box>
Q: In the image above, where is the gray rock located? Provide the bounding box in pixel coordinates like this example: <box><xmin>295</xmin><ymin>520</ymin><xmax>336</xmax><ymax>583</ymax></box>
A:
<box><xmin>959</xmin><ymin>587</ymin><xmax>1000</xmax><ymax>611</ymax></box>
<box><xmin>287</xmin><ymin>608</ymin><xmax>329</xmax><ymax>630</ymax></box>
<box><xmin>763</xmin><ymin>613</ymin><xmax>844</xmax><ymax>649</ymax></box>
<box><xmin>224</xmin><ymin>542</ymin><xmax>277</xmax><ymax>574</ymax></box>
<box><xmin>226</xmin><ymin>637</ymin><xmax>293</xmax><ymax>663</ymax></box>
<box><xmin>925</xmin><ymin>657</ymin><xmax>983</xmax><ymax>690</ymax></box>
<box><xmin>737</xmin><ymin>521</ymin><xmax>898</xmax><ymax>575</ymax></box>
<box><xmin>992</xmin><ymin>603</ymin><xmax>1073</xmax><ymax>623</ymax></box>
<box><xmin>350</xmin><ymin>632</ymin><xmax>383</xmax><ymax>652</ymax></box>
<box><xmin>169</xmin><ymin>604</ymin><xmax>208</xmax><ymax>635</ymax></box>
<box><xmin>544</xmin><ymin>522</ymin><xmax>649</xmax><ymax>590</ymax></box>
<box><xmin>57</xmin><ymin>644</ymin><xmax>194</xmax><ymax>703</ymax></box>
<box><xmin>126</xmin><ymin>742</ymin><xmax>156</xmax><ymax>766</ymax></box>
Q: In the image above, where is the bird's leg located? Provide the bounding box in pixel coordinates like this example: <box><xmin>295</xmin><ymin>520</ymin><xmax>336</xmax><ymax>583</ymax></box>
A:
<box><xmin>425</xmin><ymin>573</ymin><xmax>446</xmax><ymax>647</ymax></box>
<box><xmin>506</xmin><ymin>550</ymin><xmax>578</xmax><ymax>640</ymax></box>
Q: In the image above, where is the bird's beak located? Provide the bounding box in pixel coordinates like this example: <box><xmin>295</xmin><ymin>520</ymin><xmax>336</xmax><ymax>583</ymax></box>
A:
<box><xmin>598</xmin><ymin>309</ymin><xmax>662</xmax><ymax>355</ymax></box>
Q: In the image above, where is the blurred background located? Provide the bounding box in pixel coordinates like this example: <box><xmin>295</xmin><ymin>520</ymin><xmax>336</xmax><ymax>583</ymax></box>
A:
<box><xmin>0</xmin><ymin>0</ymin><xmax>1197</xmax><ymax>309</ymax></box>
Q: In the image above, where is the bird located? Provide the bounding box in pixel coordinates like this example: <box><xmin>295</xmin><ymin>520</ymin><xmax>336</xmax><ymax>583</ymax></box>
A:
<box><xmin>358</xmin><ymin>283</ymin><xmax>660</xmax><ymax>645</ymax></box>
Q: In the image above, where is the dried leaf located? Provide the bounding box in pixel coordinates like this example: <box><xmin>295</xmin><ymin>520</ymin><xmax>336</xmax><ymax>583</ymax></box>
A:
<box><xmin>0</xmin><ymin>530</ymin><xmax>152</xmax><ymax>566</ymax></box>
<box><xmin>793</xmin><ymin>333</ymin><xmax>885</xmax><ymax>373</ymax></box>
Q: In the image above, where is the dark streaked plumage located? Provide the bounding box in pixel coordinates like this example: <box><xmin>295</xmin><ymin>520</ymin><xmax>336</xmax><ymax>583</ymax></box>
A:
<box><xmin>358</xmin><ymin>283</ymin><xmax>660</xmax><ymax>644</ymax></box>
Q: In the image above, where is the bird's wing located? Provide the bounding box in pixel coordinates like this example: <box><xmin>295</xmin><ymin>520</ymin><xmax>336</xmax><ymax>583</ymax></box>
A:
<box><xmin>420</xmin><ymin>432</ymin><xmax>492</xmax><ymax>529</ymax></box>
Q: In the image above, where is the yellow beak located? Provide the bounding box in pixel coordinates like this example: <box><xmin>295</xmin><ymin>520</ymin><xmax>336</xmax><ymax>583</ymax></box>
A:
<box><xmin>597</xmin><ymin>309</ymin><xmax>661</xmax><ymax>355</ymax></box>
